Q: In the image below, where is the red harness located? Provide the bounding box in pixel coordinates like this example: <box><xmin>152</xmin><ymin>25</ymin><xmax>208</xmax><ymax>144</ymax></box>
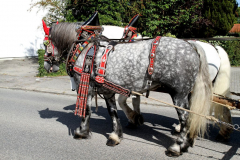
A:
<box><xmin>148</xmin><ymin>36</ymin><xmax>161</xmax><ymax>75</ymax></box>
<box><xmin>70</xmin><ymin>23</ymin><xmax>161</xmax><ymax>116</ymax></box>
<box><xmin>69</xmin><ymin>26</ymin><xmax>103</xmax><ymax>118</ymax></box>
<box><xmin>95</xmin><ymin>41</ymin><xmax>131</xmax><ymax>97</ymax></box>
<box><xmin>146</xmin><ymin>36</ymin><xmax>161</xmax><ymax>97</ymax></box>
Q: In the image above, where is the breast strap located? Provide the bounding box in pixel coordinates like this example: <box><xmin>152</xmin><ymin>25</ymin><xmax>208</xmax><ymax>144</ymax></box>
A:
<box><xmin>146</xmin><ymin>36</ymin><xmax>161</xmax><ymax>98</ymax></box>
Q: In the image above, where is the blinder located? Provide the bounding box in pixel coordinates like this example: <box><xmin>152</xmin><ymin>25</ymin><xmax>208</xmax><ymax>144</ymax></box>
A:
<box><xmin>43</xmin><ymin>39</ymin><xmax>60</xmax><ymax>73</ymax></box>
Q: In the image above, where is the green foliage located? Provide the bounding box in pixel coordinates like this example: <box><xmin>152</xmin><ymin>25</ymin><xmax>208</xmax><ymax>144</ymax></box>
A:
<box><xmin>224</xmin><ymin>40</ymin><xmax>240</xmax><ymax>66</ymax></box>
<box><xmin>208</xmin><ymin>37</ymin><xmax>240</xmax><ymax>66</ymax></box>
<box><xmin>37</xmin><ymin>49</ymin><xmax>47</xmax><ymax>77</ymax></box>
<box><xmin>65</xmin><ymin>0</ymin><xmax>131</xmax><ymax>26</ymax></box>
<box><xmin>202</xmin><ymin>0</ymin><xmax>238</xmax><ymax>37</ymax></box>
<box><xmin>29</xmin><ymin>0</ymin><xmax>67</xmax><ymax>25</ymax></box>
<box><xmin>235</xmin><ymin>7</ymin><xmax>240</xmax><ymax>23</ymax></box>
<box><xmin>163</xmin><ymin>33</ymin><xmax>176</xmax><ymax>38</ymax></box>
<box><xmin>31</xmin><ymin>0</ymin><xmax>238</xmax><ymax>38</ymax></box>
<box><xmin>66</xmin><ymin>0</ymin><xmax>212</xmax><ymax>38</ymax></box>
<box><xmin>136</xmin><ymin>0</ymin><xmax>208</xmax><ymax>38</ymax></box>
<box><xmin>37</xmin><ymin>49</ymin><xmax>67</xmax><ymax>77</ymax></box>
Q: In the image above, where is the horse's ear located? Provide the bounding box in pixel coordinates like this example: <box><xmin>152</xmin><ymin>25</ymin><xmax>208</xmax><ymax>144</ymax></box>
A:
<box><xmin>42</xmin><ymin>19</ymin><xmax>49</xmax><ymax>35</ymax></box>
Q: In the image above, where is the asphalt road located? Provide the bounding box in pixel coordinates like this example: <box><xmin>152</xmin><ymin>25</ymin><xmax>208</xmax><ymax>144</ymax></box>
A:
<box><xmin>0</xmin><ymin>88</ymin><xmax>240</xmax><ymax>160</ymax></box>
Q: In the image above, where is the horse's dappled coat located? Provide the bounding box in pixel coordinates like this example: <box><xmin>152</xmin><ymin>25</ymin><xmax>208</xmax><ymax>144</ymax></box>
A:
<box><xmin>95</xmin><ymin>38</ymin><xmax>199</xmax><ymax>94</ymax></box>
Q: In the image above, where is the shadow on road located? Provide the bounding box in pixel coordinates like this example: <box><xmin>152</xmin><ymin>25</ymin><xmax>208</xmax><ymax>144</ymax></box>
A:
<box><xmin>38</xmin><ymin>104</ymin><xmax>177</xmax><ymax>150</ymax></box>
<box><xmin>38</xmin><ymin>105</ymin><xmax>240</xmax><ymax>159</ymax></box>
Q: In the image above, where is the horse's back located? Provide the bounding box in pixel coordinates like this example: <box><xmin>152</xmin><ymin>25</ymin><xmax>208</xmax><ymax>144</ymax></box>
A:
<box><xmin>195</xmin><ymin>41</ymin><xmax>221</xmax><ymax>81</ymax></box>
<box><xmin>102</xmin><ymin>25</ymin><xmax>125</xmax><ymax>39</ymax></box>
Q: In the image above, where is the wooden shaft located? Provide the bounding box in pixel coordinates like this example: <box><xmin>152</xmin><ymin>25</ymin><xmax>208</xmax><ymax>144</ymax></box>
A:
<box><xmin>212</xmin><ymin>96</ymin><xmax>240</xmax><ymax>110</ymax></box>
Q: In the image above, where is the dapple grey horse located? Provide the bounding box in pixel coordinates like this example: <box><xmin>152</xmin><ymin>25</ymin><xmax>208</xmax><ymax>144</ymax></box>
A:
<box><xmin>43</xmin><ymin>21</ymin><xmax>232</xmax><ymax>143</ymax></box>
<box><xmin>42</xmin><ymin>20</ymin><xmax>214</xmax><ymax>156</ymax></box>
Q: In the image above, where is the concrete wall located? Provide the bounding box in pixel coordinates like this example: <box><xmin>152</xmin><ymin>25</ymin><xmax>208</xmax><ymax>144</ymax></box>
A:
<box><xmin>0</xmin><ymin>0</ymin><xmax>46</xmax><ymax>58</ymax></box>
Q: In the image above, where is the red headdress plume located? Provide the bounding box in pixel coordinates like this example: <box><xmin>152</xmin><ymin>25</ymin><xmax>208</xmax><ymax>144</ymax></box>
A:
<box><xmin>42</xmin><ymin>19</ymin><xmax>50</xmax><ymax>40</ymax></box>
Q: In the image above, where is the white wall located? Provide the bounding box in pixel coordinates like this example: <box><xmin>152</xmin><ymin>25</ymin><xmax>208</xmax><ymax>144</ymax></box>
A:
<box><xmin>0</xmin><ymin>0</ymin><xmax>46</xmax><ymax>58</ymax></box>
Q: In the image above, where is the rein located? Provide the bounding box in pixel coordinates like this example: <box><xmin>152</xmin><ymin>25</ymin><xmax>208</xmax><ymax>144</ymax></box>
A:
<box><xmin>72</xmin><ymin>37</ymin><xmax>153</xmax><ymax>44</ymax></box>
<box><xmin>72</xmin><ymin>36</ymin><xmax>240</xmax><ymax>44</ymax></box>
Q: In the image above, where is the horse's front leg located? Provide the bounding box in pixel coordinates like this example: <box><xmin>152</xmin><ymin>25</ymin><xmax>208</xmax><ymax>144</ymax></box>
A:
<box><xmin>74</xmin><ymin>91</ymin><xmax>93</xmax><ymax>139</ymax></box>
<box><xmin>104</xmin><ymin>93</ymin><xmax>123</xmax><ymax>146</ymax></box>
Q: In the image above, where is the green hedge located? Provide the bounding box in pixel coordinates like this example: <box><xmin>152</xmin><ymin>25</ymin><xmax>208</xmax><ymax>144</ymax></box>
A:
<box><xmin>208</xmin><ymin>39</ymin><xmax>240</xmax><ymax>66</ymax></box>
<box><xmin>224</xmin><ymin>40</ymin><xmax>240</xmax><ymax>66</ymax></box>
<box><xmin>37</xmin><ymin>49</ymin><xmax>67</xmax><ymax>77</ymax></box>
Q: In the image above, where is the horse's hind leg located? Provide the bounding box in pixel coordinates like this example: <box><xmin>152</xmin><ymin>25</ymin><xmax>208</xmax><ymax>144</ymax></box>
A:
<box><xmin>216</xmin><ymin>107</ymin><xmax>233</xmax><ymax>141</ymax></box>
<box><xmin>104</xmin><ymin>94</ymin><xmax>123</xmax><ymax>146</ymax></box>
<box><xmin>167</xmin><ymin>94</ymin><xmax>195</xmax><ymax>156</ymax></box>
<box><xmin>118</xmin><ymin>95</ymin><xmax>144</xmax><ymax>127</ymax></box>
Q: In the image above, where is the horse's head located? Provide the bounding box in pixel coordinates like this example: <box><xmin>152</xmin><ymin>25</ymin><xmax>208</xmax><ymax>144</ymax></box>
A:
<box><xmin>42</xmin><ymin>20</ymin><xmax>60</xmax><ymax>73</ymax></box>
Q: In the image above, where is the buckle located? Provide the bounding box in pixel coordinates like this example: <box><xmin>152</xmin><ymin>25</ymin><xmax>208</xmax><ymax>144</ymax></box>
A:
<box><xmin>147</xmin><ymin>80</ymin><xmax>152</xmax><ymax>86</ymax></box>
<box><xmin>153</xmin><ymin>40</ymin><xmax>159</xmax><ymax>45</ymax></box>
<box><xmin>97</xmin><ymin>67</ymin><xmax>106</xmax><ymax>77</ymax></box>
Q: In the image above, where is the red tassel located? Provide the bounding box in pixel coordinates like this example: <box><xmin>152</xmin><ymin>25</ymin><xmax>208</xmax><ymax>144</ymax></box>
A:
<box><xmin>83</xmin><ymin>74</ymin><xmax>90</xmax><ymax>117</ymax></box>
<box><xmin>79</xmin><ymin>74</ymin><xmax>87</xmax><ymax>116</ymax></box>
<box><xmin>74</xmin><ymin>74</ymin><xmax>84</xmax><ymax>116</ymax></box>
<box><xmin>74</xmin><ymin>73</ymin><xmax>91</xmax><ymax>117</ymax></box>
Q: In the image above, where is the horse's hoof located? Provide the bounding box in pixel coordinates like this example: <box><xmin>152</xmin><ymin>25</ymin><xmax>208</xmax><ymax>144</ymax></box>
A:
<box><xmin>215</xmin><ymin>134</ymin><xmax>230</xmax><ymax>142</ymax></box>
<box><xmin>106</xmin><ymin>139</ymin><xmax>119</xmax><ymax>147</ymax></box>
<box><xmin>165</xmin><ymin>149</ymin><xmax>182</xmax><ymax>157</ymax></box>
<box><xmin>166</xmin><ymin>144</ymin><xmax>182</xmax><ymax>157</ymax></box>
<box><xmin>135</xmin><ymin>114</ymin><xmax>144</xmax><ymax>125</ymax></box>
<box><xmin>125</xmin><ymin>121</ymin><xmax>138</xmax><ymax>129</ymax></box>
<box><xmin>74</xmin><ymin>129</ymin><xmax>90</xmax><ymax>139</ymax></box>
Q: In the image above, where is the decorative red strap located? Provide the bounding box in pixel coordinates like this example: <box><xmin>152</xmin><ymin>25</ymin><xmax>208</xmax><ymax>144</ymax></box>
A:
<box><xmin>98</xmin><ymin>45</ymin><xmax>113</xmax><ymax>76</ymax></box>
<box><xmin>73</xmin><ymin>65</ymin><xmax>82</xmax><ymax>74</ymax></box>
<box><xmin>148</xmin><ymin>36</ymin><xmax>161</xmax><ymax>75</ymax></box>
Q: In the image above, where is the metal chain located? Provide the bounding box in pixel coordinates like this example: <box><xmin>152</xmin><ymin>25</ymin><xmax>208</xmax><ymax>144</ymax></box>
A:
<box><xmin>218</xmin><ymin>120</ymin><xmax>240</xmax><ymax>132</ymax></box>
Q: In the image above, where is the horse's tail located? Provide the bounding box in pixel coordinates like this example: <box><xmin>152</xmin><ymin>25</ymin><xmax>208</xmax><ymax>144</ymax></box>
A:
<box><xmin>187</xmin><ymin>41</ymin><xmax>212</xmax><ymax>138</ymax></box>
<box><xmin>211</xmin><ymin>46</ymin><xmax>231</xmax><ymax>121</ymax></box>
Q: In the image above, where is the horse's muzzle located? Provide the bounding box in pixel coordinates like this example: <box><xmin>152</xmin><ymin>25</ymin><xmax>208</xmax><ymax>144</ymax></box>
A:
<box><xmin>44</xmin><ymin>61</ymin><xmax>59</xmax><ymax>73</ymax></box>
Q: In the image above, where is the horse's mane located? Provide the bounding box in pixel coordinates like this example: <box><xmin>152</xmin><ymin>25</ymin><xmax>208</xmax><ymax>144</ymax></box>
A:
<box><xmin>50</xmin><ymin>22</ymin><xmax>82</xmax><ymax>56</ymax></box>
